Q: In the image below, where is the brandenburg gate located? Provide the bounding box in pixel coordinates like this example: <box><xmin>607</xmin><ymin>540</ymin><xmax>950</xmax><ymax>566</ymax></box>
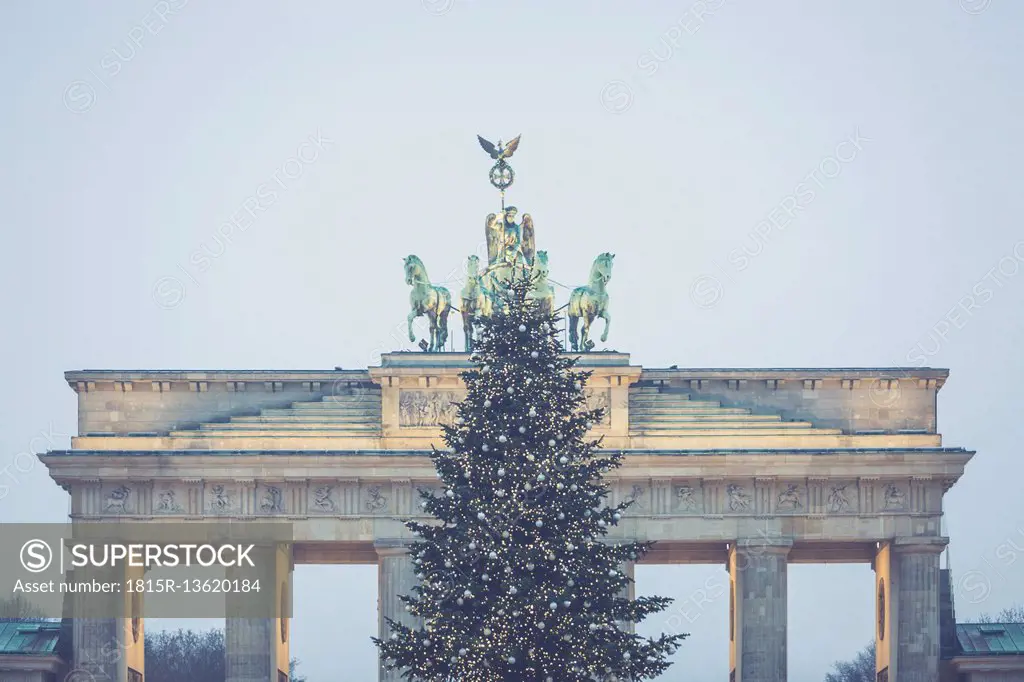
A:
<box><xmin>39</xmin><ymin>137</ymin><xmax>973</xmax><ymax>681</ymax></box>
<box><xmin>41</xmin><ymin>355</ymin><xmax>972</xmax><ymax>681</ymax></box>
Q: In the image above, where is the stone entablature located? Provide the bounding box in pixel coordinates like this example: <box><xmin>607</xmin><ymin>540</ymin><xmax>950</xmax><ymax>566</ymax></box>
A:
<box><xmin>64</xmin><ymin>355</ymin><xmax>949</xmax><ymax>452</ymax></box>
<box><xmin>42</xmin><ymin>450</ymin><xmax>969</xmax><ymax>550</ymax></box>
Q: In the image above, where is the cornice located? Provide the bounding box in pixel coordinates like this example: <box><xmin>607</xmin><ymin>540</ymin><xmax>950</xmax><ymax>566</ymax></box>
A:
<box><xmin>39</xmin><ymin>448</ymin><xmax>974</xmax><ymax>483</ymax></box>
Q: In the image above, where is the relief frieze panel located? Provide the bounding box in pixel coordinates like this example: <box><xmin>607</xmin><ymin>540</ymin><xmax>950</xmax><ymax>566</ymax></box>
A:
<box><xmin>726</xmin><ymin>483</ymin><xmax>752</xmax><ymax>513</ymax></box>
<box><xmin>153</xmin><ymin>485</ymin><xmax>187</xmax><ymax>515</ymax></box>
<box><xmin>825</xmin><ymin>482</ymin><xmax>856</xmax><ymax>514</ymax></box>
<box><xmin>364</xmin><ymin>484</ymin><xmax>390</xmax><ymax>514</ymax></box>
<box><xmin>775</xmin><ymin>482</ymin><xmax>805</xmax><ymax>514</ymax></box>
<box><xmin>102</xmin><ymin>484</ymin><xmax>134</xmax><ymax>515</ymax></box>
<box><xmin>258</xmin><ymin>484</ymin><xmax>285</xmax><ymax>514</ymax></box>
<box><xmin>204</xmin><ymin>483</ymin><xmax>241</xmax><ymax>516</ymax></box>
<box><xmin>584</xmin><ymin>389</ymin><xmax>612</xmax><ymax>426</ymax></box>
<box><xmin>74</xmin><ymin>476</ymin><xmax>938</xmax><ymax>522</ymax></box>
<box><xmin>673</xmin><ymin>482</ymin><xmax>701</xmax><ymax>515</ymax></box>
<box><xmin>310</xmin><ymin>484</ymin><xmax>338</xmax><ymax>513</ymax></box>
<box><xmin>399</xmin><ymin>390</ymin><xmax>464</xmax><ymax>427</ymax></box>
<box><xmin>882</xmin><ymin>482</ymin><xmax>907</xmax><ymax>512</ymax></box>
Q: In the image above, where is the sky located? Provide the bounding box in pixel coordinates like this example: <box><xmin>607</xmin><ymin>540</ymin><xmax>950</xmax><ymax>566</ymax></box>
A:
<box><xmin>1</xmin><ymin>0</ymin><xmax>1023</xmax><ymax>680</ymax></box>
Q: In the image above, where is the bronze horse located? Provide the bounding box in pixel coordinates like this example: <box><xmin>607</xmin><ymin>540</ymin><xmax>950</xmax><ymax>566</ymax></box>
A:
<box><xmin>459</xmin><ymin>254</ymin><xmax>491</xmax><ymax>353</ymax></box>
<box><xmin>404</xmin><ymin>255</ymin><xmax>451</xmax><ymax>352</ymax></box>
<box><xmin>568</xmin><ymin>252</ymin><xmax>614</xmax><ymax>352</ymax></box>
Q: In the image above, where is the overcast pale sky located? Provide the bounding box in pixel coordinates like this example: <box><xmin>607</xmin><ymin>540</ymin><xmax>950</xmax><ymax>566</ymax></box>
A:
<box><xmin>2</xmin><ymin>1</ymin><xmax>1023</xmax><ymax>680</ymax></box>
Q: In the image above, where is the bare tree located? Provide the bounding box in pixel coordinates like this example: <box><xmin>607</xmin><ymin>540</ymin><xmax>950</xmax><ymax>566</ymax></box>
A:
<box><xmin>144</xmin><ymin>629</ymin><xmax>225</xmax><ymax>682</ymax></box>
<box><xmin>825</xmin><ymin>642</ymin><xmax>875</xmax><ymax>682</ymax></box>
<box><xmin>975</xmin><ymin>605</ymin><xmax>1024</xmax><ymax>623</ymax></box>
<box><xmin>144</xmin><ymin>628</ymin><xmax>307</xmax><ymax>682</ymax></box>
<box><xmin>0</xmin><ymin>594</ymin><xmax>47</xmax><ymax>620</ymax></box>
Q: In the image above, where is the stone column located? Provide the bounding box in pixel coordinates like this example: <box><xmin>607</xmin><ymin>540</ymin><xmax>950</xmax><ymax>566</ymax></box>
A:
<box><xmin>874</xmin><ymin>537</ymin><xmax>947</xmax><ymax>682</ymax></box>
<box><xmin>225</xmin><ymin>617</ymin><xmax>274</xmax><ymax>682</ymax></box>
<box><xmin>70</xmin><ymin>617</ymin><xmax>121</xmax><ymax>682</ymax></box>
<box><xmin>226</xmin><ymin>545</ymin><xmax>292</xmax><ymax>682</ymax></box>
<box><xmin>66</xmin><ymin>563</ymin><xmax>132</xmax><ymax>682</ymax></box>
<box><xmin>728</xmin><ymin>538</ymin><xmax>791</xmax><ymax>682</ymax></box>
<box><xmin>377</xmin><ymin>543</ymin><xmax>419</xmax><ymax>682</ymax></box>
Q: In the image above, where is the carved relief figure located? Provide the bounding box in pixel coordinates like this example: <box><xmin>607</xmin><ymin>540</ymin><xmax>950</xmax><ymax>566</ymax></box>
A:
<box><xmin>104</xmin><ymin>485</ymin><xmax>131</xmax><ymax>514</ymax></box>
<box><xmin>260</xmin><ymin>486</ymin><xmax>283</xmax><ymax>513</ymax></box>
<box><xmin>366</xmin><ymin>486</ymin><xmax>388</xmax><ymax>513</ymax></box>
<box><xmin>727</xmin><ymin>484</ymin><xmax>751</xmax><ymax>512</ymax></box>
<box><xmin>625</xmin><ymin>484</ymin><xmax>645</xmax><ymax>509</ymax></box>
<box><xmin>155</xmin><ymin>488</ymin><xmax>183</xmax><ymax>513</ymax></box>
<box><xmin>209</xmin><ymin>485</ymin><xmax>232</xmax><ymax>513</ymax></box>
<box><xmin>399</xmin><ymin>391</ymin><xmax>461</xmax><ymax>427</ymax></box>
<box><xmin>883</xmin><ymin>484</ymin><xmax>906</xmax><ymax>510</ymax></box>
<box><xmin>777</xmin><ymin>484</ymin><xmax>803</xmax><ymax>511</ymax></box>
<box><xmin>585</xmin><ymin>389</ymin><xmax>611</xmax><ymax>426</ymax></box>
<box><xmin>313</xmin><ymin>486</ymin><xmax>336</xmax><ymax>512</ymax></box>
<box><xmin>827</xmin><ymin>484</ymin><xmax>851</xmax><ymax>513</ymax></box>
<box><xmin>676</xmin><ymin>485</ymin><xmax>698</xmax><ymax>512</ymax></box>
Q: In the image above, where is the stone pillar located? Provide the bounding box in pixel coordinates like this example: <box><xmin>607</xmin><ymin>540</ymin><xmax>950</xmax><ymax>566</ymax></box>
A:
<box><xmin>226</xmin><ymin>545</ymin><xmax>292</xmax><ymax>682</ymax></box>
<box><xmin>377</xmin><ymin>543</ymin><xmax>419</xmax><ymax>682</ymax></box>
<box><xmin>728</xmin><ymin>538</ymin><xmax>791</xmax><ymax>682</ymax></box>
<box><xmin>67</xmin><ymin>563</ymin><xmax>135</xmax><ymax>682</ymax></box>
<box><xmin>225</xmin><ymin>617</ymin><xmax>275</xmax><ymax>682</ymax></box>
<box><xmin>70</xmin><ymin>617</ymin><xmax>121</xmax><ymax>682</ymax></box>
<box><xmin>874</xmin><ymin>537</ymin><xmax>947</xmax><ymax>682</ymax></box>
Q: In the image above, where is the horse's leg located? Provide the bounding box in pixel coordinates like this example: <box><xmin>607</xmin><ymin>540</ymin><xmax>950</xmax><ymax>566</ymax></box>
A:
<box><xmin>407</xmin><ymin>310</ymin><xmax>417</xmax><ymax>343</ymax></box>
<box><xmin>581</xmin><ymin>315</ymin><xmax>592</xmax><ymax>351</ymax></box>
<box><xmin>568</xmin><ymin>315</ymin><xmax>579</xmax><ymax>352</ymax></box>
<box><xmin>428</xmin><ymin>312</ymin><xmax>439</xmax><ymax>352</ymax></box>
<box><xmin>462</xmin><ymin>309</ymin><xmax>472</xmax><ymax>353</ymax></box>
<box><xmin>439</xmin><ymin>310</ymin><xmax>449</xmax><ymax>351</ymax></box>
<box><xmin>600</xmin><ymin>307</ymin><xmax>611</xmax><ymax>342</ymax></box>
<box><xmin>439</xmin><ymin>295</ymin><xmax>451</xmax><ymax>351</ymax></box>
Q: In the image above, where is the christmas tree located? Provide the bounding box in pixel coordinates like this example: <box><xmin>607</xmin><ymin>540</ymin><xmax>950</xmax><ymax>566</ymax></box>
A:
<box><xmin>374</xmin><ymin>271</ymin><xmax>686</xmax><ymax>681</ymax></box>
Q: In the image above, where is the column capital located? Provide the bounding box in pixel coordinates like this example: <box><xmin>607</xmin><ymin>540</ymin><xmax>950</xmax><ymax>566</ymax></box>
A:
<box><xmin>732</xmin><ymin>537</ymin><xmax>794</xmax><ymax>556</ymax></box>
<box><xmin>891</xmin><ymin>536</ymin><xmax>948</xmax><ymax>554</ymax></box>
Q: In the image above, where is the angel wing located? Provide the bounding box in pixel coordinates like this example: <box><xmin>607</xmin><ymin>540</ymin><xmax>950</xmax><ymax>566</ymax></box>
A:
<box><xmin>502</xmin><ymin>134</ymin><xmax>522</xmax><ymax>159</ymax></box>
<box><xmin>521</xmin><ymin>213</ymin><xmax>536</xmax><ymax>266</ymax></box>
<box><xmin>485</xmin><ymin>213</ymin><xmax>502</xmax><ymax>265</ymax></box>
<box><xmin>477</xmin><ymin>135</ymin><xmax>499</xmax><ymax>159</ymax></box>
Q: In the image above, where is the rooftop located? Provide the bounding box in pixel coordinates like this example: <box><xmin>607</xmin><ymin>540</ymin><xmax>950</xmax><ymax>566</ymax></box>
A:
<box><xmin>956</xmin><ymin>623</ymin><xmax>1024</xmax><ymax>655</ymax></box>
<box><xmin>0</xmin><ymin>620</ymin><xmax>63</xmax><ymax>656</ymax></box>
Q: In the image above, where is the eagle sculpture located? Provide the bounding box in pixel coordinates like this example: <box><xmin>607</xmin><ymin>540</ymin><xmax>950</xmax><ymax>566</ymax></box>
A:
<box><xmin>477</xmin><ymin>134</ymin><xmax>521</xmax><ymax>161</ymax></box>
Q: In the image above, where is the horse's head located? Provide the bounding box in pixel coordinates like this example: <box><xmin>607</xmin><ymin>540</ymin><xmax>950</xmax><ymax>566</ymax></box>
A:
<box><xmin>535</xmin><ymin>251</ymin><xmax>550</xmax><ymax>278</ymax></box>
<box><xmin>592</xmin><ymin>252</ymin><xmax>615</xmax><ymax>284</ymax></box>
<box><xmin>466</xmin><ymin>254</ymin><xmax>480</xmax><ymax>276</ymax></box>
<box><xmin>404</xmin><ymin>255</ymin><xmax>424</xmax><ymax>285</ymax></box>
